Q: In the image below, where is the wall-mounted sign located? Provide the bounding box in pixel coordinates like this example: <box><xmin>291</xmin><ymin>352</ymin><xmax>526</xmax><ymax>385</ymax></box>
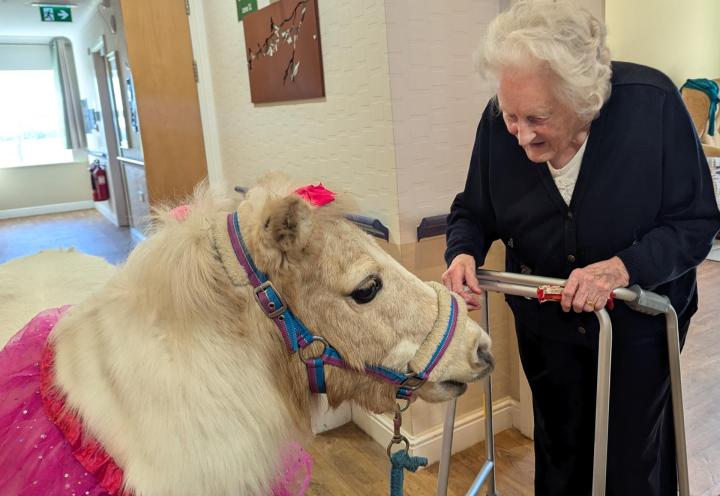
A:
<box><xmin>236</xmin><ymin>0</ymin><xmax>258</xmax><ymax>21</ymax></box>
<box><xmin>39</xmin><ymin>6</ymin><xmax>72</xmax><ymax>23</ymax></box>
<box><xmin>243</xmin><ymin>0</ymin><xmax>325</xmax><ymax>103</ymax></box>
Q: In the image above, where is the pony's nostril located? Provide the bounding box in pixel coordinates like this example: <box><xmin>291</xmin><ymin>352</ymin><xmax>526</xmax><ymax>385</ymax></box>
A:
<box><xmin>477</xmin><ymin>349</ymin><xmax>495</xmax><ymax>370</ymax></box>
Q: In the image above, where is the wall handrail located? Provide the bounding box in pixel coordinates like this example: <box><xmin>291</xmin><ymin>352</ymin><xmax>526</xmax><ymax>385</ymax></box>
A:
<box><xmin>417</xmin><ymin>215</ymin><xmax>448</xmax><ymax>241</ymax></box>
<box><xmin>234</xmin><ymin>186</ymin><xmax>390</xmax><ymax>241</ymax></box>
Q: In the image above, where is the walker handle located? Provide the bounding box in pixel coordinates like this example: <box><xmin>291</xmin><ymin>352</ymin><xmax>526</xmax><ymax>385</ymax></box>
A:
<box><xmin>537</xmin><ymin>285</ymin><xmax>615</xmax><ymax>310</ymax></box>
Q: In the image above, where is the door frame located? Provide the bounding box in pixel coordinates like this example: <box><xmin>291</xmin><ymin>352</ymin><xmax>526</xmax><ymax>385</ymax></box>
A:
<box><xmin>90</xmin><ymin>36</ymin><xmax>131</xmax><ymax>227</ymax></box>
<box><xmin>185</xmin><ymin>0</ymin><xmax>225</xmax><ymax>187</ymax></box>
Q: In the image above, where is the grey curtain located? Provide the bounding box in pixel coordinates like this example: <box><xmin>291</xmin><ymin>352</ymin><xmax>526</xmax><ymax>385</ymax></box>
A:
<box><xmin>51</xmin><ymin>37</ymin><xmax>86</xmax><ymax>149</ymax></box>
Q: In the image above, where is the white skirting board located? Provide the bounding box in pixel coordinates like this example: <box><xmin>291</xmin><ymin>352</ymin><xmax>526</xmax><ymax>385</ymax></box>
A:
<box><xmin>351</xmin><ymin>396</ymin><xmax>519</xmax><ymax>466</ymax></box>
<box><xmin>311</xmin><ymin>397</ymin><xmax>352</xmax><ymax>434</ymax></box>
<box><xmin>130</xmin><ymin>228</ymin><xmax>146</xmax><ymax>243</ymax></box>
<box><xmin>0</xmin><ymin>200</ymin><xmax>94</xmax><ymax>220</ymax></box>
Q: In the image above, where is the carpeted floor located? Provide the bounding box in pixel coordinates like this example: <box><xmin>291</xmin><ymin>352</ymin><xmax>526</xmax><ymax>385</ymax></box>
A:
<box><xmin>0</xmin><ymin>209</ymin><xmax>136</xmax><ymax>265</ymax></box>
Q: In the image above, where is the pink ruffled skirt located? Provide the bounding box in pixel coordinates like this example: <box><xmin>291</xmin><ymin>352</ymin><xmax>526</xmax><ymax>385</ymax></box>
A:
<box><xmin>0</xmin><ymin>308</ymin><xmax>312</xmax><ymax>496</ymax></box>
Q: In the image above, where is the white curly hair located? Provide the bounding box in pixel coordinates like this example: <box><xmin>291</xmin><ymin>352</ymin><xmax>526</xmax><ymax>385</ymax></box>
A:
<box><xmin>479</xmin><ymin>0</ymin><xmax>612</xmax><ymax>123</ymax></box>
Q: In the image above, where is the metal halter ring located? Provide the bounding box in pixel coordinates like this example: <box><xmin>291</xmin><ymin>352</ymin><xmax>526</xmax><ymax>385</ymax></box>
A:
<box><xmin>400</xmin><ymin>373</ymin><xmax>427</xmax><ymax>392</ymax></box>
<box><xmin>299</xmin><ymin>336</ymin><xmax>329</xmax><ymax>362</ymax></box>
<box><xmin>396</xmin><ymin>398</ymin><xmax>412</xmax><ymax>412</ymax></box>
<box><xmin>386</xmin><ymin>435</ymin><xmax>410</xmax><ymax>458</ymax></box>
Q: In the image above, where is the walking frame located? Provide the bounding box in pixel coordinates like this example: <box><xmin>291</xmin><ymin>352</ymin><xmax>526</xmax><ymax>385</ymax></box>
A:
<box><xmin>435</xmin><ymin>269</ymin><xmax>690</xmax><ymax>496</ymax></box>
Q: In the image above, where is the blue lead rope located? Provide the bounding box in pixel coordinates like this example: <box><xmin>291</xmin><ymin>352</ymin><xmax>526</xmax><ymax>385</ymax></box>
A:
<box><xmin>390</xmin><ymin>450</ymin><xmax>428</xmax><ymax>496</ymax></box>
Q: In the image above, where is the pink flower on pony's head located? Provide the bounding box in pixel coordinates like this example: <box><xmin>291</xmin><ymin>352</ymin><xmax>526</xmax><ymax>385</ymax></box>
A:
<box><xmin>170</xmin><ymin>205</ymin><xmax>191</xmax><ymax>221</ymax></box>
<box><xmin>294</xmin><ymin>184</ymin><xmax>336</xmax><ymax>207</ymax></box>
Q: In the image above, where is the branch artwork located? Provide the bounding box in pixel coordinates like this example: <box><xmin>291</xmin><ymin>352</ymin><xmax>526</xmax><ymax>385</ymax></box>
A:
<box><xmin>243</xmin><ymin>0</ymin><xmax>325</xmax><ymax>103</ymax></box>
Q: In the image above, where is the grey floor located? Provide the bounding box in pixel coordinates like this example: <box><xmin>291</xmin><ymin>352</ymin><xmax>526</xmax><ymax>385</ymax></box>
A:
<box><xmin>0</xmin><ymin>209</ymin><xmax>137</xmax><ymax>265</ymax></box>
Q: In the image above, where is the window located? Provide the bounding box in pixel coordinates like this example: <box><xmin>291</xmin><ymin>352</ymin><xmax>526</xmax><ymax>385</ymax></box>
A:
<box><xmin>0</xmin><ymin>69</ymin><xmax>74</xmax><ymax>168</ymax></box>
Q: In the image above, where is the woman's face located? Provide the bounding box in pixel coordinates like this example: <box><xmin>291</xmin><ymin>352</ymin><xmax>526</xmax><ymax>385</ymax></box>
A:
<box><xmin>497</xmin><ymin>66</ymin><xmax>587</xmax><ymax>167</ymax></box>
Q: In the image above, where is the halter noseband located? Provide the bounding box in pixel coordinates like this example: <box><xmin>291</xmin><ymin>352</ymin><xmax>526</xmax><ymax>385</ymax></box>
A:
<box><xmin>226</xmin><ymin>212</ymin><xmax>458</xmax><ymax>400</ymax></box>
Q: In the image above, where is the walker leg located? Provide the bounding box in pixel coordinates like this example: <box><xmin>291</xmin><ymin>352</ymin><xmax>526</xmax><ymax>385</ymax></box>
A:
<box><xmin>482</xmin><ymin>375</ymin><xmax>498</xmax><ymax>496</ymax></box>
<box><xmin>465</xmin><ymin>293</ymin><xmax>497</xmax><ymax>496</ymax></box>
<box><xmin>469</xmin><ymin>293</ymin><xmax>498</xmax><ymax>496</ymax></box>
<box><xmin>592</xmin><ymin>309</ymin><xmax>613</xmax><ymax>496</ymax></box>
<box><xmin>437</xmin><ymin>398</ymin><xmax>457</xmax><ymax>496</ymax></box>
<box><xmin>665</xmin><ymin>307</ymin><xmax>690</xmax><ymax>496</ymax></box>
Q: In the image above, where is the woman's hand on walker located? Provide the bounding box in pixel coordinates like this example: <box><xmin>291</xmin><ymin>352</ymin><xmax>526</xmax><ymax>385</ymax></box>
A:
<box><xmin>442</xmin><ymin>254</ymin><xmax>483</xmax><ymax>310</ymax></box>
<box><xmin>561</xmin><ymin>256</ymin><xmax>629</xmax><ymax>313</ymax></box>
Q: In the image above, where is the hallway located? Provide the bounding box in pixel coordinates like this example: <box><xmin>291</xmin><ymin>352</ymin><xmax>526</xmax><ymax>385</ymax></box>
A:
<box><xmin>0</xmin><ymin>210</ymin><xmax>136</xmax><ymax>265</ymax></box>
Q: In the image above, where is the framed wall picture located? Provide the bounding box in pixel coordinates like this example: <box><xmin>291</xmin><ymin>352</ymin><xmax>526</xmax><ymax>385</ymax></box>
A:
<box><xmin>243</xmin><ymin>0</ymin><xmax>325</xmax><ymax>103</ymax></box>
<box><xmin>105</xmin><ymin>51</ymin><xmax>131</xmax><ymax>149</ymax></box>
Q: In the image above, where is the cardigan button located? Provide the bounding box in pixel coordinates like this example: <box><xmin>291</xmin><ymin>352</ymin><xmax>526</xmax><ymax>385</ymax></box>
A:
<box><xmin>507</xmin><ymin>238</ymin><xmax>514</xmax><ymax>248</ymax></box>
<box><xmin>578</xmin><ymin>326</ymin><xmax>586</xmax><ymax>335</ymax></box>
<box><xmin>567</xmin><ymin>254</ymin><xmax>576</xmax><ymax>263</ymax></box>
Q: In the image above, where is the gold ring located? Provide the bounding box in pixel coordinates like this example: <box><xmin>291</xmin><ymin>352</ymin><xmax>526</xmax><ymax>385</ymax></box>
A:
<box><xmin>586</xmin><ymin>300</ymin><xmax>595</xmax><ymax>306</ymax></box>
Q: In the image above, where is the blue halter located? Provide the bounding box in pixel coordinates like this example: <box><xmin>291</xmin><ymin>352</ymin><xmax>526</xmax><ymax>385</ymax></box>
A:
<box><xmin>226</xmin><ymin>212</ymin><xmax>458</xmax><ymax>400</ymax></box>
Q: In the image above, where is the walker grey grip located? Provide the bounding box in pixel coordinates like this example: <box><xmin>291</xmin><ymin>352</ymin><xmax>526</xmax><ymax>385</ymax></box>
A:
<box><xmin>625</xmin><ymin>285</ymin><xmax>671</xmax><ymax>316</ymax></box>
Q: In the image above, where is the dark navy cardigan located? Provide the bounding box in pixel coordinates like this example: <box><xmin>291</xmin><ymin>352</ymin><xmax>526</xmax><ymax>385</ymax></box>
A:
<box><xmin>446</xmin><ymin>62</ymin><xmax>720</xmax><ymax>344</ymax></box>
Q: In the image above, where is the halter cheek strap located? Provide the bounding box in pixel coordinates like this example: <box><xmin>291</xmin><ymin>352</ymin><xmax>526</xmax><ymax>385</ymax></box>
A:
<box><xmin>224</xmin><ymin>211</ymin><xmax>459</xmax><ymax>400</ymax></box>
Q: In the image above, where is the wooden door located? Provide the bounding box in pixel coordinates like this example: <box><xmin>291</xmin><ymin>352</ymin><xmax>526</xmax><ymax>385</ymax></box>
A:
<box><xmin>119</xmin><ymin>0</ymin><xmax>207</xmax><ymax>206</ymax></box>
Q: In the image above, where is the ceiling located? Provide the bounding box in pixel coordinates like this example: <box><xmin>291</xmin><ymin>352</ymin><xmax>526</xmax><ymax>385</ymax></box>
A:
<box><xmin>0</xmin><ymin>0</ymin><xmax>100</xmax><ymax>40</ymax></box>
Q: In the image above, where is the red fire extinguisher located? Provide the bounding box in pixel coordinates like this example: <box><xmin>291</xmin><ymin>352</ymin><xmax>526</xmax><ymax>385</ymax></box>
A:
<box><xmin>89</xmin><ymin>161</ymin><xmax>110</xmax><ymax>202</ymax></box>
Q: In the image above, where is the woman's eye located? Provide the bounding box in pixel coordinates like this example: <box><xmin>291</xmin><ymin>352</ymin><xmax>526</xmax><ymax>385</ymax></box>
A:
<box><xmin>350</xmin><ymin>276</ymin><xmax>383</xmax><ymax>304</ymax></box>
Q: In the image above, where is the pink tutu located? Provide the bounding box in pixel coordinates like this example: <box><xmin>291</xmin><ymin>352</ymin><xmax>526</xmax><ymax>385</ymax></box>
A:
<box><xmin>0</xmin><ymin>307</ymin><xmax>113</xmax><ymax>496</ymax></box>
<box><xmin>271</xmin><ymin>442</ymin><xmax>313</xmax><ymax>496</ymax></box>
<box><xmin>0</xmin><ymin>308</ymin><xmax>312</xmax><ymax>496</ymax></box>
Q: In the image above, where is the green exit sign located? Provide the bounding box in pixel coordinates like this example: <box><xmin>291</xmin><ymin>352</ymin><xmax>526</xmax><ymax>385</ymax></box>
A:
<box><xmin>39</xmin><ymin>6</ymin><xmax>73</xmax><ymax>23</ymax></box>
<box><xmin>236</xmin><ymin>0</ymin><xmax>258</xmax><ymax>21</ymax></box>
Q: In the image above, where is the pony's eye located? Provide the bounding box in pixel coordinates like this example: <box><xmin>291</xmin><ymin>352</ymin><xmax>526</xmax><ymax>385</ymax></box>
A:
<box><xmin>350</xmin><ymin>275</ymin><xmax>383</xmax><ymax>304</ymax></box>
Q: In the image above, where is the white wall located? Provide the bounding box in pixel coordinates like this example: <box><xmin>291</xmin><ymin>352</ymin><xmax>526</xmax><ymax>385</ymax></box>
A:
<box><xmin>606</xmin><ymin>0</ymin><xmax>720</xmax><ymax>86</ymax></box>
<box><xmin>200</xmin><ymin>0</ymin><xmax>402</xmax><ymax>241</ymax></box>
<box><xmin>0</xmin><ymin>161</ymin><xmax>91</xmax><ymax>211</ymax></box>
<box><xmin>0</xmin><ymin>43</ymin><xmax>53</xmax><ymax>70</ymax></box>
<box><xmin>385</xmin><ymin>0</ymin><xmax>499</xmax><ymax>243</ymax></box>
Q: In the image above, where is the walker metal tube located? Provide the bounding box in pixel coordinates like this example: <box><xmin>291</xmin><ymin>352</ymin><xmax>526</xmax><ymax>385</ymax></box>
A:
<box><xmin>437</xmin><ymin>270</ymin><xmax>688</xmax><ymax>496</ymax></box>
<box><xmin>620</xmin><ymin>286</ymin><xmax>689</xmax><ymax>495</ymax></box>
<box><xmin>475</xmin><ymin>269</ymin><xmax>640</xmax><ymax>302</ymax></box>
<box><xmin>436</xmin><ymin>398</ymin><xmax>457</xmax><ymax>496</ymax></box>
<box><xmin>466</xmin><ymin>461</ymin><xmax>495</xmax><ymax>496</ymax></box>
<box><xmin>479</xmin><ymin>291</ymin><xmax>498</xmax><ymax>496</ymax></box>
<box><xmin>592</xmin><ymin>308</ymin><xmax>612</xmax><ymax>496</ymax></box>
<box><xmin>666</xmin><ymin>306</ymin><xmax>690</xmax><ymax>496</ymax></box>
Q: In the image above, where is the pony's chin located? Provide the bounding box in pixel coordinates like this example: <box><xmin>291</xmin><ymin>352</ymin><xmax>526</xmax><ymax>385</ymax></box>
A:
<box><xmin>417</xmin><ymin>381</ymin><xmax>468</xmax><ymax>402</ymax></box>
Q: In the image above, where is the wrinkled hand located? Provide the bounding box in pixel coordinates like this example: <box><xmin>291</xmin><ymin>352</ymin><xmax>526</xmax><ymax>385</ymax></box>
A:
<box><xmin>441</xmin><ymin>254</ymin><xmax>483</xmax><ymax>310</ymax></box>
<box><xmin>562</xmin><ymin>256</ymin><xmax>630</xmax><ymax>312</ymax></box>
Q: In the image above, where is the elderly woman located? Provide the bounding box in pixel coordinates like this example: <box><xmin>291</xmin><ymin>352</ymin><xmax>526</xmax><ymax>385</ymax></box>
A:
<box><xmin>443</xmin><ymin>1</ymin><xmax>720</xmax><ymax>494</ymax></box>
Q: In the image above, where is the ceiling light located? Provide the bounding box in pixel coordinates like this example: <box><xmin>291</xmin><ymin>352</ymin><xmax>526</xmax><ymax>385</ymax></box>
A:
<box><xmin>31</xmin><ymin>3</ymin><xmax>79</xmax><ymax>7</ymax></box>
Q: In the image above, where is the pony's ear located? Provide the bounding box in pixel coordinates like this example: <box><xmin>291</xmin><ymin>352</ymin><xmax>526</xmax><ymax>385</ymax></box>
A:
<box><xmin>264</xmin><ymin>194</ymin><xmax>313</xmax><ymax>254</ymax></box>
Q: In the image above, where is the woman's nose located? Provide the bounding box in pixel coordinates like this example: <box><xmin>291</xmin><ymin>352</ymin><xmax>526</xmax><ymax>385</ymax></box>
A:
<box><xmin>516</xmin><ymin>122</ymin><xmax>535</xmax><ymax>146</ymax></box>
